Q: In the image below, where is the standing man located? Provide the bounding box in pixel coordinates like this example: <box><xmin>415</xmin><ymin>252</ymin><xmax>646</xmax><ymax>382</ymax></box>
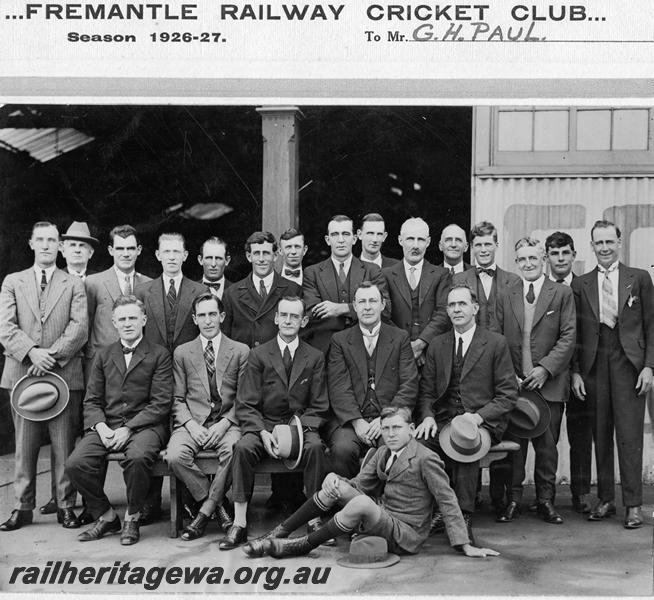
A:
<box><xmin>166</xmin><ymin>293</ymin><xmax>249</xmax><ymax>540</ymax></box>
<box><xmin>327</xmin><ymin>282</ymin><xmax>418</xmax><ymax>478</ymax></box>
<box><xmin>416</xmin><ymin>284</ymin><xmax>517</xmax><ymax>535</ymax></box>
<box><xmin>198</xmin><ymin>236</ymin><xmax>232</xmax><ymax>300</ymax></box>
<box><xmin>357</xmin><ymin>213</ymin><xmax>398</xmax><ymax>269</ymax></box>
<box><xmin>0</xmin><ymin>221</ymin><xmax>88</xmax><ymax>531</ymax></box>
<box><xmin>454</xmin><ymin>221</ymin><xmax>520</xmax><ymax>331</ymax></box>
<box><xmin>66</xmin><ymin>295</ymin><xmax>172</xmax><ymax>545</ymax></box>
<box><xmin>438</xmin><ymin>224</ymin><xmax>470</xmax><ymax>275</ymax></box>
<box><xmin>277</xmin><ymin>228</ymin><xmax>308</xmax><ymax>286</ymax></box>
<box><xmin>223</xmin><ymin>231</ymin><xmax>301</xmax><ymax>349</ymax></box>
<box><xmin>302</xmin><ymin>214</ymin><xmax>389</xmax><ymax>354</ymax></box>
<box><xmin>383</xmin><ymin>217</ymin><xmax>451</xmax><ymax>367</ymax></box>
<box><xmin>572</xmin><ymin>220</ymin><xmax>654</xmax><ymax>529</ymax></box>
<box><xmin>545</xmin><ymin>231</ymin><xmax>592</xmax><ymax>514</ymax></box>
<box><xmin>59</xmin><ymin>221</ymin><xmax>98</xmax><ymax>280</ymax></box>
<box><xmin>493</xmin><ymin>237</ymin><xmax>576</xmax><ymax>524</ymax></box>
<box><xmin>221</xmin><ymin>296</ymin><xmax>329</xmax><ymax>550</ymax></box>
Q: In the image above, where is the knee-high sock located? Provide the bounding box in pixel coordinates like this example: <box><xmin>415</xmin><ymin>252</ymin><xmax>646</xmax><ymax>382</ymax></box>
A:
<box><xmin>280</xmin><ymin>492</ymin><xmax>331</xmax><ymax>533</ymax></box>
<box><xmin>307</xmin><ymin>514</ymin><xmax>353</xmax><ymax>548</ymax></box>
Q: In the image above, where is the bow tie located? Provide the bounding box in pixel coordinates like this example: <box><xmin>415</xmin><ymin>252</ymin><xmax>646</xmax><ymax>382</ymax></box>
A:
<box><xmin>476</xmin><ymin>267</ymin><xmax>495</xmax><ymax>277</ymax></box>
<box><xmin>204</xmin><ymin>281</ymin><xmax>221</xmax><ymax>291</ymax></box>
<box><xmin>121</xmin><ymin>346</ymin><xmax>135</xmax><ymax>355</ymax></box>
<box><xmin>284</xmin><ymin>269</ymin><xmax>301</xmax><ymax>278</ymax></box>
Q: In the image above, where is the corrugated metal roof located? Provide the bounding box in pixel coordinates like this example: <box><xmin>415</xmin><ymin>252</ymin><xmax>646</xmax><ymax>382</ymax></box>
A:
<box><xmin>0</xmin><ymin>128</ymin><xmax>94</xmax><ymax>162</ymax></box>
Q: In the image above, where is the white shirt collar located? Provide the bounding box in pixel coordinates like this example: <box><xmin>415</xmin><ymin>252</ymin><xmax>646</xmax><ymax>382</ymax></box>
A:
<box><xmin>200</xmin><ymin>332</ymin><xmax>222</xmax><ymax>353</ymax></box>
<box><xmin>403</xmin><ymin>258</ymin><xmax>424</xmax><ymax>274</ymax></box>
<box><xmin>66</xmin><ymin>266</ymin><xmax>87</xmax><ymax>277</ymax></box>
<box><xmin>121</xmin><ymin>335</ymin><xmax>143</xmax><ymax>351</ymax></box>
<box><xmin>523</xmin><ymin>274</ymin><xmax>546</xmax><ymax>299</ymax></box>
<box><xmin>331</xmin><ymin>254</ymin><xmax>353</xmax><ymax>275</ymax></box>
<box><xmin>281</xmin><ymin>266</ymin><xmax>302</xmax><ymax>284</ymax></box>
<box><xmin>359</xmin><ymin>321</ymin><xmax>381</xmax><ymax>338</ymax></box>
<box><xmin>549</xmin><ymin>272</ymin><xmax>573</xmax><ymax>286</ymax></box>
<box><xmin>597</xmin><ymin>260</ymin><xmax>619</xmax><ymax>273</ymax></box>
<box><xmin>446</xmin><ymin>261</ymin><xmax>465</xmax><ymax>274</ymax></box>
<box><xmin>33</xmin><ymin>264</ymin><xmax>57</xmax><ymax>283</ymax></box>
<box><xmin>114</xmin><ymin>266</ymin><xmax>135</xmax><ymax>280</ymax></box>
<box><xmin>203</xmin><ymin>275</ymin><xmax>225</xmax><ymax>286</ymax></box>
<box><xmin>277</xmin><ymin>334</ymin><xmax>299</xmax><ymax>358</ymax></box>
<box><xmin>455</xmin><ymin>323</ymin><xmax>476</xmax><ymax>355</ymax></box>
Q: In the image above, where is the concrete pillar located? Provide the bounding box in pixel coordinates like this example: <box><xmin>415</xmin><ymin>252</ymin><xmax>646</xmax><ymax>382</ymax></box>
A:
<box><xmin>257</xmin><ymin>106</ymin><xmax>303</xmax><ymax>236</ymax></box>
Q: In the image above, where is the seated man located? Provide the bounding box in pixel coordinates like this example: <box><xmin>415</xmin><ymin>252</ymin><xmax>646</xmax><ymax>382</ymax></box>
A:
<box><xmin>166</xmin><ymin>293</ymin><xmax>250</xmax><ymax>540</ymax></box>
<box><xmin>65</xmin><ymin>295</ymin><xmax>172</xmax><ymax>545</ymax></box>
<box><xmin>327</xmin><ymin>282</ymin><xmax>418</xmax><ymax>478</ymax></box>
<box><xmin>243</xmin><ymin>406</ymin><xmax>498</xmax><ymax>559</ymax></box>
<box><xmin>221</xmin><ymin>296</ymin><xmax>329</xmax><ymax>550</ymax></box>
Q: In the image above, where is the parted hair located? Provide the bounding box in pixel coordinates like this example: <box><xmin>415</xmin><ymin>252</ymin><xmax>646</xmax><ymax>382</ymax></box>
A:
<box><xmin>277</xmin><ymin>295</ymin><xmax>306</xmax><ymax>316</ymax></box>
<box><xmin>591</xmin><ymin>219</ymin><xmax>621</xmax><ymax>240</ymax></box>
<box><xmin>380</xmin><ymin>406</ymin><xmax>412</xmax><ymax>424</ymax></box>
<box><xmin>545</xmin><ymin>231</ymin><xmax>575</xmax><ymax>253</ymax></box>
<box><xmin>112</xmin><ymin>294</ymin><xmax>145</xmax><ymax>314</ymax></box>
<box><xmin>470</xmin><ymin>220</ymin><xmax>498</xmax><ymax>243</ymax></box>
<box><xmin>109</xmin><ymin>224</ymin><xmax>139</xmax><ymax>245</ymax></box>
<box><xmin>158</xmin><ymin>232</ymin><xmax>186</xmax><ymax>250</ymax></box>
<box><xmin>193</xmin><ymin>292</ymin><xmax>224</xmax><ymax>314</ymax></box>
<box><xmin>200</xmin><ymin>236</ymin><xmax>229</xmax><ymax>256</ymax></box>
<box><xmin>448</xmin><ymin>282</ymin><xmax>478</xmax><ymax>304</ymax></box>
<box><xmin>244</xmin><ymin>231</ymin><xmax>277</xmax><ymax>253</ymax></box>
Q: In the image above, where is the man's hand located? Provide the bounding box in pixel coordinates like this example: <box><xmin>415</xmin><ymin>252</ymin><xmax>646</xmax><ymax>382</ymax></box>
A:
<box><xmin>185</xmin><ymin>420</ymin><xmax>210</xmax><ymax>446</ymax></box>
<box><xmin>571</xmin><ymin>372</ymin><xmax>586</xmax><ymax>401</ymax></box>
<box><xmin>110</xmin><ymin>427</ymin><xmax>132</xmax><ymax>451</ymax></box>
<box><xmin>204</xmin><ymin>419</ymin><xmax>230</xmax><ymax>449</ymax></box>
<box><xmin>365</xmin><ymin>417</ymin><xmax>382</xmax><ymax>443</ymax></box>
<box><xmin>636</xmin><ymin>366</ymin><xmax>654</xmax><ymax>395</ymax></box>
<box><xmin>321</xmin><ymin>472</ymin><xmax>342</xmax><ymax>500</ymax></box>
<box><xmin>411</xmin><ymin>339</ymin><xmax>427</xmax><ymax>361</ymax></box>
<box><xmin>312</xmin><ymin>301</ymin><xmax>349</xmax><ymax>319</ymax></box>
<box><xmin>260</xmin><ymin>430</ymin><xmax>280</xmax><ymax>459</ymax></box>
<box><xmin>352</xmin><ymin>419</ymin><xmax>372</xmax><ymax>445</ymax></box>
<box><xmin>414</xmin><ymin>417</ymin><xmax>438</xmax><ymax>439</ymax></box>
<box><xmin>461</xmin><ymin>543</ymin><xmax>500</xmax><ymax>558</ymax></box>
<box><xmin>95</xmin><ymin>423</ymin><xmax>114</xmax><ymax>449</ymax></box>
<box><xmin>522</xmin><ymin>366</ymin><xmax>549</xmax><ymax>390</ymax></box>
<box><xmin>28</xmin><ymin>347</ymin><xmax>57</xmax><ymax>372</ymax></box>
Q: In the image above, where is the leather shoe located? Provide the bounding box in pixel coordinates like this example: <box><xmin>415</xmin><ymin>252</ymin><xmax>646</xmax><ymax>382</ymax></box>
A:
<box><xmin>39</xmin><ymin>498</ymin><xmax>58</xmax><ymax>515</ymax></box>
<box><xmin>214</xmin><ymin>503</ymin><xmax>233</xmax><ymax>532</ymax></box>
<box><xmin>496</xmin><ymin>501</ymin><xmax>521</xmax><ymax>523</ymax></box>
<box><xmin>269</xmin><ymin>536</ymin><xmax>313</xmax><ymax>558</ymax></box>
<box><xmin>57</xmin><ymin>508</ymin><xmax>81</xmax><ymax>529</ymax></box>
<box><xmin>624</xmin><ymin>506</ymin><xmax>644</xmax><ymax>529</ymax></box>
<box><xmin>218</xmin><ymin>524</ymin><xmax>248</xmax><ymax>550</ymax></box>
<box><xmin>0</xmin><ymin>510</ymin><xmax>33</xmax><ymax>532</ymax></box>
<box><xmin>429</xmin><ymin>511</ymin><xmax>446</xmax><ymax>535</ymax></box>
<box><xmin>538</xmin><ymin>500</ymin><xmax>563</xmax><ymax>524</ymax></box>
<box><xmin>588</xmin><ymin>500</ymin><xmax>616</xmax><ymax>521</ymax></box>
<box><xmin>78</xmin><ymin>509</ymin><xmax>94</xmax><ymax>526</ymax></box>
<box><xmin>307</xmin><ymin>519</ymin><xmax>336</xmax><ymax>546</ymax></box>
<box><xmin>78</xmin><ymin>516</ymin><xmax>121</xmax><ymax>541</ymax></box>
<box><xmin>572</xmin><ymin>494</ymin><xmax>592</xmax><ymax>514</ymax></box>
<box><xmin>181</xmin><ymin>512</ymin><xmax>210</xmax><ymax>541</ymax></box>
<box><xmin>139</xmin><ymin>502</ymin><xmax>162</xmax><ymax>526</ymax></box>
<box><xmin>120</xmin><ymin>520</ymin><xmax>140</xmax><ymax>545</ymax></box>
<box><xmin>243</xmin><ymin>524</ymin><xmax>290</xmax><ymax>556</ymax></box>
<box><xmin>463</xmin><ymin>513</ymin><xmax>475</xmax><ymax>546</ymax></box>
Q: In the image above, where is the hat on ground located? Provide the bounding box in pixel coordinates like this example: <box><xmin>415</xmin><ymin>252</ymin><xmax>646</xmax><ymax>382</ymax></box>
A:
<box><xmin>11</xmin><ymin>372</ymin><xmax>70</xmax><ymax>422</ymax></box>
<box><xmin>337</xmin><ymin>535</ymin><xmax>400</xmax><ymax>569</ymax></box>
<box><xmin>506</xmin><ymin>389</ymin><xmax>551</xmax><ymax>439</ymax></box>
<box><xmin>61</xmin><ymin>221</ymin><xmax>98</xmax><ymax>246</ymax></box>
<box><xmin>272</xmin><ymin>414</ymin><xmax>304</xmax><ymax>470</ymax></box>
<box><xmin>439</xmin><ymin>414</ymin><xmax>491</xmax><ymax>463</ymax></box>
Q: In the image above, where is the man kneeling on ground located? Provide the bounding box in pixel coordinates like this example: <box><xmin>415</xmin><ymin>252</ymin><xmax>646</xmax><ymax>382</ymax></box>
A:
<box><xmin>243</xmin><ymin>406</ymin><xmax>499</xmax><ymax>559</ymax></box>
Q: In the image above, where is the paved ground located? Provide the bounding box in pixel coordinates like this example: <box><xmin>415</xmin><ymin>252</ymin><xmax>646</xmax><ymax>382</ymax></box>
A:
<box><xmin>0</xmin><ymin>447</ymin><xmax>653</xmax><ymax>595</ymax></box>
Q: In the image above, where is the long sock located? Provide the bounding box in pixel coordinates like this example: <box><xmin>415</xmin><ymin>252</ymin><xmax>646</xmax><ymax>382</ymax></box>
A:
<box><xmin>280</xmin><ymin>492</ymin><xmax>330</xmax><ymax>534</ymax></box>
<box><xmin>307</xmin><ymin>514</ymin><xmax>352</xmax><ymax>548</ymax></box>
<box><xmin>233</xmin><ymin>502</ymin><xmax>247</xmax><ymax>527</ymax></box>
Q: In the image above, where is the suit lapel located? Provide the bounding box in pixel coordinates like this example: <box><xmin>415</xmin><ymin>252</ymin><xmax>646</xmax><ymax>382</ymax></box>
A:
<box><xmin>419</xmin><ymin>263</ymin><xmax>437</xmax><ymax>306</ymax></box>
<box><xmin>348</xmin><ymin>258</ymin><xmax>366</xmax><ymax>297</ymax></box>
<box><xmin>582</xmin><ymin>271</ymin><xmax>600</xmax><ymax>321</ymax></box>
<box><xmin>147</xmin><ymin>278</ymin><xmax>168</xmax><ymax>343</ymax></box>
<box><xmin>509</xmin><ymin>280</ymin><xmax>524</xmax><ymax>332</ymax></box>
<box><xmin>532</xmin><ymin>278</ymin><xmax>555</xmax><ymax>327</ymax></box>
<box><xmin>460</xmin><ymin>327</ymin><xmax>487</xmax><ymax>381</ymax></box>
<box><xmin>259</xmin><ymin>273</ymin><xmax>285</xmax><ymax>316</ymax></box>
<box><xmin>268</xmin><ymin>343</ymin><xmax>288</xmax><ymax>386</ymax></box>
<box><xmin>618</xmin><ymin>263</ymin><xmax>634</xmax><ymax>315</ymax></box>
<box><xmin>174</xmin><ymin>277</ymin><xmax>195</xmax><ymax>339</ymax></box>
<box><xmin>110</xmin><ymin>343</ymin><xmax>127</xmax><ymax>377</ymax></box>
<box><xmin>374</xmin><ymin>325</ymin><xmax>393</xmax><ymax>381</ymax></box>
<box><xmin>190</xmin><ymin>337</ymin><xmax>210</xmax><ymax>395</ymax></box>
<box><xmin>288</xmin><ymin>341</ymin><xmax>309</xmax><ymax>389</ymax></box>
<box><xmin>437</xmin><ymin>331</ymin><xmax>454</xmax><ymax>394</ymax></box>
<box><xmin>238</xmin><ymin>277</ymin><xmax>262</xmax><ymax>315</ymax></box>
<box><xmin>22</xmin><ymin>269</ymin><xmax>42</xmax><ymax>322</ymax></box>
<box><xmin>387</xmin><ymin>438</ymin><xmax>416</xmax><ymax>481</ymax></box>
<box><xmin>319</xmin><ymin>260</ymin><xmax>339</xmax><ymax>303</ymax></box>
<box><xmin>103</xmin><ymin>270</ymin><xmax>122</xmax><ymax>302</ymax></box>
<box><xmin>43</xmin><ymin>269</ymin><xmax>67</xmax><ymax>322</ymax></box>
<box><xmin>349</xmin><ymin>328</ymin><xmax>369</xmax><ymax>388</ymax></box>
<box><xmin>391</xmin><ymin>263</ymin><xmax>412</xmax><ymax>308</ymax></box>
<box><xmin>125</xmin><ymin>339</ymin><xmax>148</xmax><ymax>379</ymax></box>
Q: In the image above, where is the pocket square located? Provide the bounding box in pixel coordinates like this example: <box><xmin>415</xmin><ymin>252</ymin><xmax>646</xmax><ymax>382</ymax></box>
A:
<box><xmin>546</xmin><ymin>310</ymin><xmax>555</xmax><ymax>316</ymax></box>
<box><xmin>627</xmin><ymin>294</ymin><xmax>639</xmax><ymax>307</ymax></box>
<box><xmin>300</xmin><ymin>377</ymin><xmax>309</xmax><ymax>385</ymax></box>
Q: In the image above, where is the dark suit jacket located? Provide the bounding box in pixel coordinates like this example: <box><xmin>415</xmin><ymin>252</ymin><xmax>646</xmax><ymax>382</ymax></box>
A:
<box><xmin>495</xmin><ymin>277</ymin><xmax>576</xmax><ymax>403</ymax></box>
<box><xmin>454</xmin><ymin>266</ymin><xmax>520</xmax><ymax>330</ymax></box>
<box><xmin>84</xmin><ymin>338</ymin><xmax>173</xmax><ymax>439</ymax></box>
<box><xmin>348</xmin><ymin>438</ymin><xmax>469</xmax><ymax>553</ymax></box>
<box><xmin>360</xmin><ymin>254</ymin><xmax>399</xmax><ymax>269</ymax></box>
<box><xmin>328</xmin><ymin>323</ymin><xmax>418</xmax><ymax>425</ymax></box>
<box><xmin>572</xmin><ymin>263</ymin><xmax>654</xmax><ymax>376</ymax></box>
<box><xmin>135</xmin><ymin>275</ymin><xmax>207</xmax><ymax>352</ymax></box>
<box><xmin>383</xmin><ymin>260</ymin><xmax>450</xmax><ymax>343</ymax></box>
<box><xmin>222</xmin><ymin>273</ymin><xmax>301</xmax><ymax>348</ymax></box>
<box><xmin>171</xmin><ymin>334</ymin><xmax>249</xmax><ymax>428</ymax></box>
<box><xmin>418</xmin><ymin>326</ymin><xmax>517</xmax><ymax>441</ymax></box>
<box><xmin>302</xmin><ymin>256</ymin><xmax>390</xmax><ymax>353</ymax></box>
<box><xmin>236</xmin><ymin>338</ymin><xmax>328</xmax><ymax>434</ymax></box>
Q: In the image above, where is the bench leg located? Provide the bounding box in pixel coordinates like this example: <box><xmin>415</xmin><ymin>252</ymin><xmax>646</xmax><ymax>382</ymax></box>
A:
<box><xmin>169</xmin><ymin>475</ymin><xmax>183</xmax><ymax>538</ymax></box>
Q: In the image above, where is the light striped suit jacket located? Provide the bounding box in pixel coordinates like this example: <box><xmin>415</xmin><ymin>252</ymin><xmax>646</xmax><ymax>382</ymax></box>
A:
<box><xmin>0</xmin><ymin>267</ymin><xmax>88</xmax><ymax>389</ymax></box>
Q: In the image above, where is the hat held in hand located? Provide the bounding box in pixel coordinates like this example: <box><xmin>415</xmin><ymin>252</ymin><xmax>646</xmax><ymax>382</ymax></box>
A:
<box><xmin>11</xmin><ymin>372</ymin><xmax>70</xmax><ymax>422</ymax></box>
<box><xmin>439</xmin><ymin>414</ymin><xmax>491</xmax><ymax>463</ymax></box>
<box><xmin>506</xmin><ymin>389</ymin><xmax>551</xmax><ymax>439</ymax></box>
<box><xmin>271</xmin><ymin>414</ymin><xmax>304</xmax><ymax>469</ymax></box>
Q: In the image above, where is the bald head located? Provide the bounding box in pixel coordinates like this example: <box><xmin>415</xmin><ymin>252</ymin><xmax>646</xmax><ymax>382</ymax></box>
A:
<box><xmin>439</xmin><ymin>224</ymin><xmax>468</xmax><ymax>266</ymax></box>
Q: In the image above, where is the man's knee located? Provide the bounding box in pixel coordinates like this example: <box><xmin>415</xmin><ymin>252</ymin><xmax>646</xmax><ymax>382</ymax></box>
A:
<box><xmin>165</xmin><ymin>444</ymin><xmax>193</xmax><ymax>468</ymax></box>
<box><xmin>342</xmin><ymin>494</ymin><xmax>376</xmax><ymax>518</ymax></box>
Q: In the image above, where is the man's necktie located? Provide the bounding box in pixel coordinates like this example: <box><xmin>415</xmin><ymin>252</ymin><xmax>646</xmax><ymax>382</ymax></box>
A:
<box><xmin>449</xmin><ymin>267</ymin><xmax>455</xmax><ymax>277</ymax></box>
<box><xmin>40</xmin><ymin>269</ymin><xmax>47</xmax><ymax>294</ymax></box>
<box><xmin>338</xmin><ymin>262</ymin><xmax>347</xmax><ymax>284</ymax></box>
<box><xmin>362</xmin><ymin>331</ymin><xmax>376</xmax><ymax>356</ymax></box>
<box><xmin>205</xmin><ymin>281</ymin><xmax>221</xmax><ymax>292</ymax></box>
<box><xmin>456</xmin><ymin>336</ymin><xmax>463</xmax><ymax>363</ymax></box>
<box><xmin>385</xmin><ymin>453</ymin><xmax>398</xmax><ymax>476</ymax></box>
<box><xmin>259</xmin><ymin>279</ymin><xmax>267</xmax><ymax>299</ymax></box>
<box><xmin>121</xmin><ymin>346</ymin><xmax>134</xmax><ymax>355</ymax></box>
<box><xmin>477</xmin><ymin>267</ymin><xmax>495</xmax><ymax>277</ymax></box>
<box><xmin>167</xmin><ymin>278</ymin><xmax>177</xmax><ymax>307</ymax></box>
<box><xmin>600</xmin><ymin>266</ymin><xmax>618</xmax><ymax>328</ymax></box>
<box><xmin>124</xmin><ymin>275</ymin><xmax>132</xmax><ymax>296</ymax></box>
<box><xmin>284</xmin><ymin>269</ymin><xmax>301</xmax><ymax>278</ymax></box>
<box><xmin>282</xmin><ymin>345</ymin><xmax>293</xmax><ymax>381</ymax></box>
<box><xmin>408</xmin><ymin>266</ymin><xmax>417</xmax><ymax>290</ymax></box>
<box><xmin>204</xmin><ymin>340</ymin><xmax>216</xmax><ymax>379</ymax></box>
<box><xmin>526</xmin><ymin>283</ymin><xmax>535</xmax><ymax>304</ymax></box>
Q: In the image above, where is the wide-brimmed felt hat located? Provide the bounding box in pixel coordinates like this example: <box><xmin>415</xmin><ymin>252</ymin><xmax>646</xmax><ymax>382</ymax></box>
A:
<box><xmin>439</xmin><ymin>414</ymin><xmax>491</xmax><ymax>463</ymax></box>
<box><xmin>11</xmin><ymin>372</ymin><xmax>70</xmax><ymax>422</ymax></box>
<box><xmin>61</xmin><ymin>221</ymin><xmax>98</xmax><ymax>246</ymax></box>
<box><xmin>272</xmin><ymin>414</ymin><xmax>304</xmax><ymax>470</ymax></box>
<box><xmin>506</xmin><ymin>389</ymin><xmax>551</xmax><ymax>439</ymax></box>
<box><xmin>337</xmin><ymin>535</ymin><xmax>400</xmax><ymax>569</ymax></box>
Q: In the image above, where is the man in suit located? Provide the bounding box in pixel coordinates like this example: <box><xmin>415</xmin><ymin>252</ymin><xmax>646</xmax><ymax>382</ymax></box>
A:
<box><xmin>327</xmin><ymin>282</ymin><xmax>418</xmax><ymax>478</ymax></box>
<box><xmin>223</xmin><ymin>231</ymin><xmax>301</xmax><ymax>349</ymax></box>
<box><xmin>0</xmin><ymin>221</ymin><xmax>88</xmax><ymax>532</ymax></box>
<box><xmin>66</xmin><ymin>295</ymin><xmax>172</xmax><ymax>545</ymax></box>
<box><xmin>383</xmin><ymin>217</ymin><xmax>451</xmax><ymax>367</ymax></box>
<box><xmin>277</xmin><ymin>228</ymin><xmax>307</xmax><ymax>286</ymax></box>
<box><xmin>416</xmin><ymin>284</ymin><xmax>517</xmax><ymax>535</ymax></box>
<box><xmin>545</xmin><ymin>231</ymin><xmax>592</xmax><ymax>514</ymax></box>
<box><xmin>166</xmin><ymin>293</ymin><xmax>249</xmax><ymax>540</ymax></box>
<box><xmin>198</xmin><ymin>236</ymin><xmax>232</xmax><ymax>300</ymax></box>
<box><xmin>438</xmin><ymin>224</ymin><xmax>471</xmax><ymax>275</ymax></box>
<box><xmin>243</xmin><ymin>406</ymin><xmax>498</xmax><ymax>559</ymax></box>
<box><xmin>302</xmin><ymin>214</ymin><xmax>390</xmax><ymax>354</ymax></box>
<box><xmin>572</xmin><ymin>220</ymin><xmax>654</xmax><ymax>529</ymax></box>
<box><xmin>492</xmin><ymin>237</ymin><xmax>576</xmax><ymax>524</ymax></box>
<box><xmin>357</xmin><ymin>213</ymin><xmax>398</xmax><ymax>269</ymax></box>
<box><xmin>221</xmin><ymin>296</ymin><xmax>329</xmax><ymax>550</ymax></box>
<box><xmin>454</xmin><ymin>221</ymin><xmax>520</xmax><ymax>331</ymax></box>
<box><xmin>59</xmin><ymin>221</ymin><xmax>98</xmax><ymax>280</ymax></box>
